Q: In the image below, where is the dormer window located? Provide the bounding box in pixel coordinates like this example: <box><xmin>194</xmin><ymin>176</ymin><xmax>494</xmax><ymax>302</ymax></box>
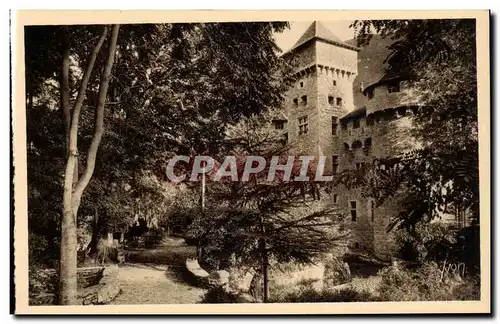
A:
<box><xmin>273</xmin><ymin>121</ymin><xmax>285</xmax><ymax>130</ymax></box>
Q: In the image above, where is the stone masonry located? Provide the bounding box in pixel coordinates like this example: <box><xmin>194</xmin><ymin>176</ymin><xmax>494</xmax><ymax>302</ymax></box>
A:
<box><xmin>279</xmin><ymin>21</ymin><xmax>421</xmax><ymax>261</ymax></box>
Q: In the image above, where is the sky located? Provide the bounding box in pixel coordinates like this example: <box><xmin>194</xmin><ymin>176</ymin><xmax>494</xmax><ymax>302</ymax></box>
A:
<box><xmin>273</xmin><ymin>20</ymin><xmax>356</xmax><ymax>53</ymax></box>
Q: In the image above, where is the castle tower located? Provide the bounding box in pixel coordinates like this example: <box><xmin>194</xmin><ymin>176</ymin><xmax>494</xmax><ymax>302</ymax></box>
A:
<box><xmin>282</xmin><ymin>21</ymin><xmax>360</xmax><ymax>173</ymax></box>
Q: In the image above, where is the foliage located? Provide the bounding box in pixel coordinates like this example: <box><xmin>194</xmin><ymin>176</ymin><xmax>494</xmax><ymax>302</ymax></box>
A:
<box><xmin>395</xmin><ymin>222</ymin><xmax>456</xmax><ymax>263</ymax></box>
<box><xmin>377</xmin><ymin>261</ymin><xmax>479</xmax><ymax>301</ymax></box>
<box><xmin>25</xmin><ymin>22</ymin><xmax>291</xmax><ymax>268</ymax></box>
<box><xmin>269</xmin><ymin>286</ymin><xmax>377</xmax><ymax>303</ymax></box>
<box><xmin>201</xmin><ymin>287</ymin><xmax>247</xmax><ymax>304</ymax></box>
<box><xmin>184</xmin><ymin>112</ymin><xmax>349</xmax><ymax>302</ymax></box>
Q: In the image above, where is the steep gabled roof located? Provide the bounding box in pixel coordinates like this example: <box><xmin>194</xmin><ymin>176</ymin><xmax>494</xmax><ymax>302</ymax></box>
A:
<box><xmin>284</xmin><ymin>21</ymin><xmax>360</xmax><ymax>55</ymax></box>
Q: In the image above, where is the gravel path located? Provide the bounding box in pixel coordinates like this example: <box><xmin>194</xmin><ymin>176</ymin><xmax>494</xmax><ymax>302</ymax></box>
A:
<box><xmin>110</xmin><ymin>238</ymin><xmax>207</xmax><ymax>305</ymax></box>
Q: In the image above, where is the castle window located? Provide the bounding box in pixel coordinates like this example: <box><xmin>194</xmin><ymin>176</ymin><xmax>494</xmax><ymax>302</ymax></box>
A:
<box><xmin>332</xmin><ymin>155</ymin><xmax>339</xmax><ymax>174</ymax></box>
<box><xmin>364</xmin><ymin>138</ymin><xmax>372</xmax><ymax>155</ymax></box>
<box><xmin>333</xmin><ymin>80</ymin><xmax>337</xmax><ymax>86</ymax></box>
<box><xmin>301</xmin><ymin>95</ymin><xmax>308</xmax><ymax>106</ymax></box>
<box><xmin>300</xmin><ymin>81</ymin><xmax>304</xmax><ymax>88</ymax></box>
<box><xmin>368</xmin><ymin>200</ymin><xmax>375</xmax><ymax>222</ymax></box>
<box><xmin>273</xmin><ymin>121</ymin><xmax>285</xmax><ymax>130</ymax></box>
<box><xmin>336</xmin><ymin>97</ymin><xmax>343</xmax><ymax>106</ymax></box>
<box><xmin>341</xmin><ymin>122</ymin><xmax>347</xmax><ymax>131</ymax></box>
<box><xmin>388</xmin><ymin>81</ymin><xmax>400</xmax><ymax>93</ymax></box>
<box><xmin>293</xmin><ymin>98</ymin><xmax>298</xmax><ymax>107</ymax></box>
<box><xmin>331</xmin><ymin>117</ymin><xmax>338</xmax><ymax>135</ymax></box>
<box><xmin>328</xmin><ymin>96</ymin><xmax>334</xmax><ymax>105</ymax></box>
<box><xmin>366</xmin><ymin>116</ymin><xmax>374</xmax><ymax>126</ymax></box>
<box><xmin>333</xmin><ymin>193</ymin><xmax>338</xmax><ymax>204</ymax></box>
<box><xmin>366</xmin><ymin>88</ymin><xmax>374</xmax><ymax>99</ymax></box>
<box><xmin>354</xmin><ymin>242</ymin><xmax>359</xmax><ymax>249</ymax></box>
<box><xmin>281</xmin><ymin>133</ymin><xmax>288</xmax><ymax>146</ymax></box>
<box><xmin>298</xmin><ymin>116</ymin><xmax>308</xmax><ymax>135</ymax></box>
<box><xmin>350</xmin><ymin>201</ymin><xmax>357</xmax><ymax>222</ymax></box>
<box><xmin>353</xmin><ymin>119</ymin><xmax>360</xmax><ymax>129</ymax></box>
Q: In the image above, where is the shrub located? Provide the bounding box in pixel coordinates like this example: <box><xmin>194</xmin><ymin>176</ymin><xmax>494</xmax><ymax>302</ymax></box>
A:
<box><xmin>377</xmin><ymin>261</ymin><xmax>479</xmax><ymax>301</ymax></box>
<box><xmin>269</xmin><ymin>287</ymin><xmax>377</xmax><ymax>303</ymax></box>
<box><xmin>201</xmin><ymin>287</ymin><xmax>249</xmax><ymax>304</ymax></box>
<box><xmin>395</xmin><ymin>222</ymin><xmax>456</xmax><ymax>263</ymax></box>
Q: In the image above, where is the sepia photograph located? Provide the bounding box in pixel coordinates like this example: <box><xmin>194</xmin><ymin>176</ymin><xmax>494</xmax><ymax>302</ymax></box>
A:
<box><xmin>12</xmin><ymin>10</ymin><xmax>490</xmax><ymax>315</ymax></box>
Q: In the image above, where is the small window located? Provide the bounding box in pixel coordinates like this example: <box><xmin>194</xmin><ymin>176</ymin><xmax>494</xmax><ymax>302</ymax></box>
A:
<box><xmin>353</xmin><ymin>119</ymin><xmax>360</xmax><ymax>129</ymax></box>
<box><xmin>364</xmin><ymin>138</ymin><xmax>372</xmax><ymax>149</ymax></box>
<box><xmin>388</xmin><ymin>81</ymin><xmax>400</xmax><ymax>93</ymax></box>
<box><xmin>328</xmin><ymin>96</ymin><xmax>334</xmax><ymax>105</ymax></box>
<box><xmin>336</xmin><ymin>97</ymin><xmax>342</xmax><ymax>106</ymax></box>
<box><xmin>301</xmin><ymin>95</ymin><xmax>308</xmax><ymax>106</ymax></box>
<box><xmin>354</xmin><ymin>242</ymin><xmax>360</xmax><ymax>249</ymax></box>
<box><xmin>298</xmin><ymin>116</ymin><xmax>308</xmax><ymax>135</ymax></box>
<box><xmin>350</xmin><ymin>201</ymin><xmax>357</xmax><ymax>222</ymax></box>
<box><xmin>331</xmin><ymin>117</ymin><xmax>338</xmax><ymax>135</ymax></box>
<box><xmin>332</xmin><ymin>155</ymin><xmax>339</xmax><ymax>174</ymax></box>
<box><xmin>368</xmin><ymin>200</ymin><xmax>375</xmax><ymax>222</ymax></box>
<box><xmin>341</xmin><ymin>123</ymin><xmax>348</xmax><ymax>131</ymax></box>
<box><xmin>281</xmin><ymin>133</ymin><xmax>288</xmax><ymax>146</ymax></box>
<box><xmin>300</xmin><ymin>81</ymin><xmax>304</xmax><ymax>88</ymax></box>
<box><xmin>366</xmin><ymin>117</ymin><xmax>374</xmax><ymax>126</ymax></box>
<box><xmin>366</xmin><ymin>88</ymin><xmax>374</xmax><ymax>99</ymax></box>
<box><xmin>274</xmin><ymin>121</ymin><xmax>285</xmax><ymax>130</ymax></box>
<box><xmin>293</xmin><ymin>98</ymin><xmax>298</xmax><ymax>107</ymax></box>
<box><xmin>333</xmin><ymin>80</ymin><xmax>337</xmax><ymax>86</ymax></box>
<box><xmin>333</xmin><ymin>194</ymin><xmax>338</xmax><ymax>204</ymax></box>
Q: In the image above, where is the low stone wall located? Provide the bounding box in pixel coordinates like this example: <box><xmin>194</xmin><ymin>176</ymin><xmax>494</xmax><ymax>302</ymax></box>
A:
<box><xmin>80</xmin><ymin>265</ymin><xmax>121</xmax><ymax>305</ymax></box>
<box><xmin>185</xmin><ymin>258</ymin><xmax>210</xmax><ymax>287</ymax></box>
<box><xmin>29</xmin><ymin>265</ymin><xmax>120</xmax><ymax>305</ymax></box>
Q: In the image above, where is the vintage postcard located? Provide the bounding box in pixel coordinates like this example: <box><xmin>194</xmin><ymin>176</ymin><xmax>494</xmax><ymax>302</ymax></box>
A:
<box><xmin>12</xmin><ymin>10</ymin><xmax>490</xmax><ymax>315</ymax></box>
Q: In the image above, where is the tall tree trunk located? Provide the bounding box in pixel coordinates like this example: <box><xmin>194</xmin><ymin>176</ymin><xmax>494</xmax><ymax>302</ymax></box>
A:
<box><xmin>59</xmin><ymin>25</ymin><xmax>119</xmax><ymax>305</ymax></box>
<box><xmin>260</xmin><ymin>238</ymin><xmax>269</xmax><ymax>303</ymax></box>
<box><xmin>259</xmin><ymin>214</ymin><xmax>269</xmax><ymax>303</ymax></box>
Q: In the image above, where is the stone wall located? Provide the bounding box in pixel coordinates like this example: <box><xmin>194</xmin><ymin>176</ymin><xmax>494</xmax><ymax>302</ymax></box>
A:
<box><xmin>285</xmin><ymin>67</ymin><xmax>320</xmax><ymax>155</ymax></box>
<box><xmin>334</xmin><ymin>105</ymin><xmax>418</xmax><ymax>260</ymax></box>
<box><xmin>365</xmin><ymin>83</ymin><xmax>419</xmax><ymax>115</ymax></box>
<box><xmin>316</xmin><ymin>41</ymin><xmax>358</xmax><ymax>73</ymax></box>
<box><xmin>29</xmin><ymin>266</ymin><xmax>120</xmax><ymax>305</ymax></box>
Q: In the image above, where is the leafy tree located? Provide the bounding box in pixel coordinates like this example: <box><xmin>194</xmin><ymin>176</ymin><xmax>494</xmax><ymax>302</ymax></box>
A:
<box><xmin>186</xmin><ymin>112</ymin><xmax>348</xmax><ymax>302</ymax></box>
<box><xmin>25</xmin><ymin>22</ymin><xmax>292</xmax><ymax>304</ymax></box>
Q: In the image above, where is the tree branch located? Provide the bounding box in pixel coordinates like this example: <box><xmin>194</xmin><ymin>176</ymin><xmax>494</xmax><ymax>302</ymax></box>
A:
<box><xmin>73</xmin><ymin>24</ymin><xmax>120</xmax><ymax>202</ymax></box>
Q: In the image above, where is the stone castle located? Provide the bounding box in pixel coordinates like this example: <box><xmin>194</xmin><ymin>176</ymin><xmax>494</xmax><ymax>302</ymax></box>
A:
<box><xmin>274</xmin><ymin>21</ymin><xmax>422</xmax><ymax>261</ymax></box>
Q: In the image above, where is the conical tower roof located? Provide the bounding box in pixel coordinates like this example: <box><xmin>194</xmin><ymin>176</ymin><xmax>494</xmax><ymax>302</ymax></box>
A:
<box><xmin>285</xmin><ymin>21</ymin><xmax>360</xmax><ymax>53</ymax></box>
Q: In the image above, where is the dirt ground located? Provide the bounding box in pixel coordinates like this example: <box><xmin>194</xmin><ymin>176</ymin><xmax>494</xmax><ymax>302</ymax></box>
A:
<box><xmin>110</xmin><ymin>237</ymin><xmax>207</xmax><ymax>305</ymax></box>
